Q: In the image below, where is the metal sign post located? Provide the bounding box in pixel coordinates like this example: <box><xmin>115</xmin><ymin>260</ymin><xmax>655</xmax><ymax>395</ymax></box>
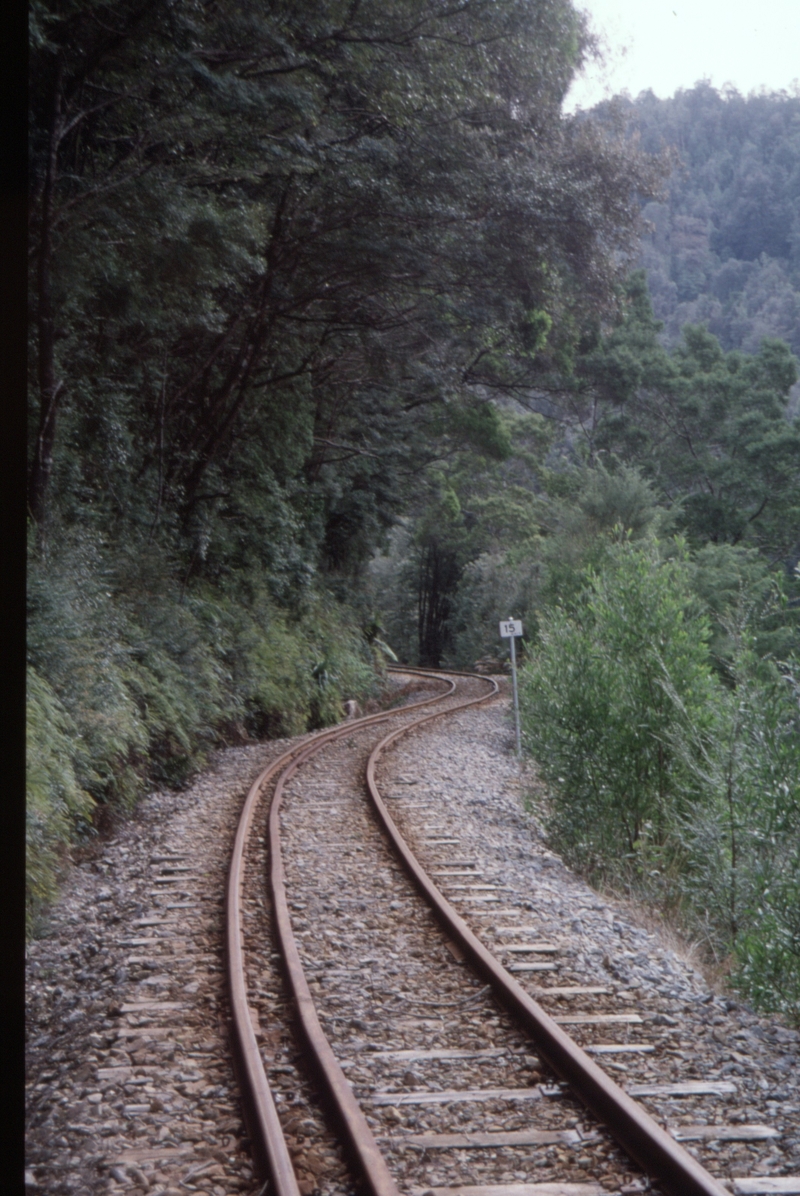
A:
<box><xmin>498</xmin><ymin>618</ymin><xmax>523</xmax><ymax>758</ymax></box>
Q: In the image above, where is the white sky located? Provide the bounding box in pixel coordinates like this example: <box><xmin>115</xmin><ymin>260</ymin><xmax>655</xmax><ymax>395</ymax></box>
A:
<box><xmin>565</xmin><ymin>0</ymin><xmax>800</xmax><ymax>111</ymax></box>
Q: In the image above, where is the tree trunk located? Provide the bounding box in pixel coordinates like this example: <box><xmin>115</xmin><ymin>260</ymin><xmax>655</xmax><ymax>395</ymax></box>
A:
<box><xmin>417</xmin><ymin>539</ymin><xmax>461</xmax><ymax>667</ymax></box>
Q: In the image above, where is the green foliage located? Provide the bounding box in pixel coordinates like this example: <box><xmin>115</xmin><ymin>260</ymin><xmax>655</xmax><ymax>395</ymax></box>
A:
<box><xmin>520</xmin><ymin>537</ymin><xmax>716</xmax><ymax>874</ymax></box>
<box><xmin>574</xmin><ymin>275</ymin><xmax>800</xmax><ymax>560</ymax></box>
<box><xmin>668</xmin><ymin>635</ymin><xmax>800</xmax><ymax>1019</ymax></box>
<box><xmin>447</xmin><ymin>551</ymin><xmax>540</xmax><ymax>669</ymax></box>
<box><xmin>445</xmin><ymin>403</ymin><xmax>513</xmax><ymax>462</ymax></box>
<box><xmin>26</xmin><ymin>529</ymin><xmax>377</xmax><ymax>920</ymax></box>
<box><xmin>519</xmin><ymin>538</ymin><xmax>800</xmax><ymax>1019</ymax></box>
<box><xmin>29</xmin><ymin>0</ymin><xmax>659</xmax><ymax>564</ymax></box>
<box><xmin>27</xmin><ymin>533</ymin><xmax>150</xmax><ymax>809</ymax></box>
<box><xmin>368</xmin><ymin>409</ymin><xmax>555</xmax><ymax>667</ymax></box>
<box><xmin>224</xmin><ymin>590</ymin><xmax>377</xmax><ymax>736</ymax></box>
<box><xmin>26</xmin><ymin>668</ymin><xmax>95</xmax><ymax>930</ymax></box>
<box><xmin>535</xmin><ymin>463</ymin><xmax>669</xmax><ymax>611</ymax></box>
<box><xmin>519</xmin><ymin>309</ymin><xmax>553</xmax><ymax>359</ymax></box>
<box><xmin>690</xmin><ymin>543</ymin><xmax>799</xmax><ymax>676</ymax></box>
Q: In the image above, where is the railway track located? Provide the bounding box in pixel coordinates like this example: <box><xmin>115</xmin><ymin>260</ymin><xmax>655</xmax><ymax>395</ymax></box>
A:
<box><xmin>226</xmin><ymin>667</ymin><xmax>800</xmax><ymax>1196</ymax></box>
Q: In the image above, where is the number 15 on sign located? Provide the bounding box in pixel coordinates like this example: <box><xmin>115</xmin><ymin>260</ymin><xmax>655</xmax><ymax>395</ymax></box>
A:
<box><xmin>498</xmin><ymin>619</ymin><xmax>523</xmax><ymax>757</ymax></box>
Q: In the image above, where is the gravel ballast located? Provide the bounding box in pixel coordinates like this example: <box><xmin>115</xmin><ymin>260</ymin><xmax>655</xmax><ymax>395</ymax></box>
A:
<box><xmin>25</xmin><ymin>685</ymin><xmax>799</xmax><ymax>1195</ymax></box>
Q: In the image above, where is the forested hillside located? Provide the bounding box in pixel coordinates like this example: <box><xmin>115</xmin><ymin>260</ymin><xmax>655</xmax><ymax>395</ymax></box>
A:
<box><xmin>602</xmin><ymin>85</ymin><xmax>800</xmax><ymax>374</ymax></box>
<box><xmin>27</xmin><ymin>6</ymin><xmax>799</xmax><ymax>1016</ymax></box>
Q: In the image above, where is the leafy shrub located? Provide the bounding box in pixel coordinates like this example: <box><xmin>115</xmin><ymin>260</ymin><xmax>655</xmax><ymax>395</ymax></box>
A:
<box><xmin>670</xmin><ymin>642</ymin><xmax>800</xmax><ymax>1018</ymax></box>
<box><xmin>27</xmin><ymin>532</ymin><xmax>151</xmax><ymax>809</ymax></box>
<box><xmin>520</xmin><ymin>536</ymin><xmax>717</xmax><ymax>884</ymax></box>
<box><xmin>520</xmin><ymin>536</ymin><xmax>800</xmax><ymax>1020</ymax></box>
<box><xmin>689</xmin><ymin>542</ymin><xmax>800</xmax><ymax>677</ymax></box>
<box><xmin>222</xmin><ymin>590</ymin><xmax>377</xmax><ymax>736</ymax></box>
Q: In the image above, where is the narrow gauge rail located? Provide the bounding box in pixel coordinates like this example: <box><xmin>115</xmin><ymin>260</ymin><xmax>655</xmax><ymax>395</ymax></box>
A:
<box><xmin>226</xmin><ymin>668</ymin><xmax>739</xmax><ymax>1196</ymax></box>
<box><xmin>227</xmin><ymin>669</ymin><xmax>466</xmax><ymax>1191</ymax></box>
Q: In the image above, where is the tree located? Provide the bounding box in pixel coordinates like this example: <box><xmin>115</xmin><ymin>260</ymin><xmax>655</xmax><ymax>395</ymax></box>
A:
<box><xmin>28</xmin><ymin>0</ymin><xmax>662</xmax><ymax>573</ymax></box>
<box><xmin>568</xmin><ymin>275</ymin><xmax>800</xmax><ymax>562</ymax></box>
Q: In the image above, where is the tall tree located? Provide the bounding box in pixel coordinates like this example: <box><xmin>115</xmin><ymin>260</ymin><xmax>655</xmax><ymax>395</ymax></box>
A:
<box><xmin>28</xmin><ymin>0</ymin><xmax>661</xmax><ymax>583</ymax></box>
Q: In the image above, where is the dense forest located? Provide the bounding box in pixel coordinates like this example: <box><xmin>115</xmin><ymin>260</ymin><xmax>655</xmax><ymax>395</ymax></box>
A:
<box><xmin>27</xmin><ymin>4</ymin><xmax>799</xmax><ymax>1016</ymax></box>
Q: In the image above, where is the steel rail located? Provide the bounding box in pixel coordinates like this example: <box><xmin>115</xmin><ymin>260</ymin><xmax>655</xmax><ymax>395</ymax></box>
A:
<box><xmin>364</xmin><ymin>680</ymin><xmax>731</xmax><ymax>1196</ymax></box>
<box><xmin>265</xmin><ymin>670</ymin><xmax>498</xmax><ymax>1196</ymax></box>
<box><xmin>226</xmin><ymin>670</ymin><xmax>456</xmax><ymax>1194</ymax></box>
<box><xmin>234</xmin><ymin>665</ymin><xmax>728</xmax><ymax>1196</ymax></box>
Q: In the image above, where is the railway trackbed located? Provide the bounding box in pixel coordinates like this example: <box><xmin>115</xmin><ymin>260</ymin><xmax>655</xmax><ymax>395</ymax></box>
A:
<box><xmin>25</xmin><ymin>669</ymin><xmax>799</xmax><ymax>1196</ymax></box>
<box><xmin>230</xmin><ymin>668</ymin><xmax>800</xmax><ymax>1196</ymax></box>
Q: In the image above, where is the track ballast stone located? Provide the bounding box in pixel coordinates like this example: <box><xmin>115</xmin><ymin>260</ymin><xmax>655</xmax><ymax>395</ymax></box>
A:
<box><xmin>380</xmin><ymin>700</ymin><xmax>799</xmax><ymax>1191</ymax></box>
<box><xmin>25</xmin><ymin>739</ymin><xmax>292</xmax><ymax>1196</ymax></box>
<box><xmin>26</xmin><ymin>688</ymin><xmax>799</xmax><ymax>1195</ymax></box>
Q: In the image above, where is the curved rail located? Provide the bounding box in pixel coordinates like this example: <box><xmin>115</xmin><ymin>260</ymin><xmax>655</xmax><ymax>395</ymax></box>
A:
<box><xmin>364</xmin><ymin>695</ymin><xmax>730</xmax><ymax>1196</ymax></box>
<box><xmin>225</xmin><ymin>670</ymin><xmax>456</xmax><ymax>1194</ymax></box>
<box><xmin>266</xmin><ymin>671</ymin><xmax>499</xmax><ymax>1196</ymax></box>
<box><xmin>231</xmin><ymin>665</ymin><xmax>730</xmax><ymax>1196</ymax></box>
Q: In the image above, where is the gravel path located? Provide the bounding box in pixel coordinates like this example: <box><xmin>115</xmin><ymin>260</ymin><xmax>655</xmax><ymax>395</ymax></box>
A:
<box><xmin>25</xmin><ymin>687</ymin><xmax>799</xmax><ymax>1196</ymax></box>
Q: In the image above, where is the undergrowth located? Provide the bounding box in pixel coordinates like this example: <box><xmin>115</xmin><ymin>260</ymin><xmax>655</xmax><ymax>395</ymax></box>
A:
<box><xmin>26</xmin><ymin>529</ymin><xmax>381</xmax><ymax>933</ymax></box>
